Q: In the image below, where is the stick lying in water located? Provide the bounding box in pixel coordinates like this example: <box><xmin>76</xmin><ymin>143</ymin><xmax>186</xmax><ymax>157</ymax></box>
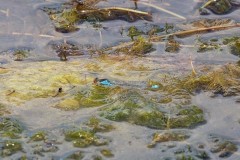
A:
<box><xmin>150</xmin><ymin>23</ymin><xmax>240</xmax><ymax>40</ymax></box>
<box><xmin>108</xmin><ymin>23</ymin><xmax>240</xmax><ymax>51</ymax></box>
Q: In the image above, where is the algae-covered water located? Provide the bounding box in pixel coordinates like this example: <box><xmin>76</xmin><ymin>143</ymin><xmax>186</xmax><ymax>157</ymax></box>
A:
<box><xmin>0</xmin><ymin>0</ymin><xmax>240</xmax><ymax>159</ymax></box>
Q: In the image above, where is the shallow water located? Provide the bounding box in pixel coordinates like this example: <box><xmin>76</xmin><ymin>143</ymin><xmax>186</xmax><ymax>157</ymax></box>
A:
<box><xmin>0</xmin><ymin>0</ymin><xmax>240</xmax><ymax>159</ymax></box>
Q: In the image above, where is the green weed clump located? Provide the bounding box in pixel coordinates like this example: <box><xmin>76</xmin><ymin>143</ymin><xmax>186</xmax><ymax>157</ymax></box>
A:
<box><xmin>101</xmin><ymin>90</ymin><xmax>205</xmax><ymax>129</ymax></box>
<box><xmin>49</xmin><ymin>8</ymin><xmax>80</xmax><ymax>33</ymax></box>
<box><xmin>29</xmin><ymin>131</ymin><xmax>46</xmax><ymax>142</ymax></box>
<box><xmin>115</xmin><ymin>36</ymin><xmax>154</xmax><ymax>56</ymax></box>
<box><xmin>64</xmin><ymin>129</ymin><xmax>108</xmax><ymax>148</ymax></box>
<box><xmin>74</xmin><ymin>86</ymin><xmax>121</xmax><ymax>107</ymax></box>
<box><xmin>128</xmin><ymin>26</ymin><xmax>143</xmax><ymax>41</ymax></box>
<box><xmin>165</xmin><ymin>36</ymin><xmax>181</xmax><ymax>53</ymax></box>
<box><xmin>0</xmin><ymin>117</ymin><xmax>23</xmax><ymax>139</ymax></box>
<box><xmin>85</xmin><ymin>117</ymin><xmax>115</xmax><ymax>133</ymax></box>
<box><xmin>130</xmin><ymin>36</ymin><xmax>154</xmax><ymax>56</ymax></box>
<box><xmin>0</xmin><ymin>140</ymin><xmax>22</xmax><ymax>157</ymax></box>
<box><xmin>223</xmin><ymin>36</ymin><xmax>240</xmax><ymax>57</ymax></box>
<box><xmin>169</xmin><ymin>105</ymin><xmax>205</xmax><ymax>128</ymax></box>
<box><xmin>13</xmin><ymin>50</ymin><xmax>28</xmax><ymax>61</ymax></box>
<box><xmin>197</xmin><ymin>39</ymin><xmax>220</xmax><ymax>52</ymax></box>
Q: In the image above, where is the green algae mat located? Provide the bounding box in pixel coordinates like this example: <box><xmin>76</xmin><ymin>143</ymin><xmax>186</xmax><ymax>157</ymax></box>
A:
<box><xmin>0</xmin><ymin>0</ymin><xmax>240</xmax><ymax>159</ymax></box>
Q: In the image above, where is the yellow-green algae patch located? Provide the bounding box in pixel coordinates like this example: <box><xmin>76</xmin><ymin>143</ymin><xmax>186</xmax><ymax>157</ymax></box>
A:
<box><xmin>84</xmin><ymin>63</ymin><xmax>104</xmax><ymax>72</ymax></box>
<box><xmin>55</xmin><ymin>85</ymin><xmax>123</xmax><ymax>110</ymax></box>
<box><xmin>56</xmin><ymin>98</ymin><xmax>80</xmax><ymax>110</ymax></box>
<box><xmin>0</xmin><ymin>61</ymin><xmax>91</xmax><ymax>104</ymax></box>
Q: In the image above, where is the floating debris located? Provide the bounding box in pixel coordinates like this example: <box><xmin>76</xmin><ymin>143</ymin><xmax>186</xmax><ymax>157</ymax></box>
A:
<box><xmin>93</xmin><ymin>78</ymin><xmax>113</xmax><ymax>86</ymax></box>
<box><xmin>146</xmin><ymin>80</ymin><xmax>163</xmax><ymax>91</ymax></box>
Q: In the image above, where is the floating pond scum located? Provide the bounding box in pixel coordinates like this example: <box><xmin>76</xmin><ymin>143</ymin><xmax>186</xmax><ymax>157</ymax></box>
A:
<box><xmin>0</xmin><ymin>0</ymin><xmax>240</xmax><ymax>159</ymax></box>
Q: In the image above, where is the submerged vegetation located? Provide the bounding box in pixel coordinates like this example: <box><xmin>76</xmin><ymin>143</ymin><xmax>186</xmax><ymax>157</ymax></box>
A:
<box><xmin>208</xmin><ymin>134</ymin><xmax>238</xmax><ymax>158</ymax></box>
<box><xmin>0</xmin><ymin>117</ymin><xmax>23</xmax><ymax>139</ymax></box>
<box><xmin>42</xmin><ymin>0</ymin><xmax>152</xmax><ymax>33</ymax></box>
<box><xmin>100</xmin><ymin>90</ymin><xmax>205</xmax><ymax>129</ymax></box>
